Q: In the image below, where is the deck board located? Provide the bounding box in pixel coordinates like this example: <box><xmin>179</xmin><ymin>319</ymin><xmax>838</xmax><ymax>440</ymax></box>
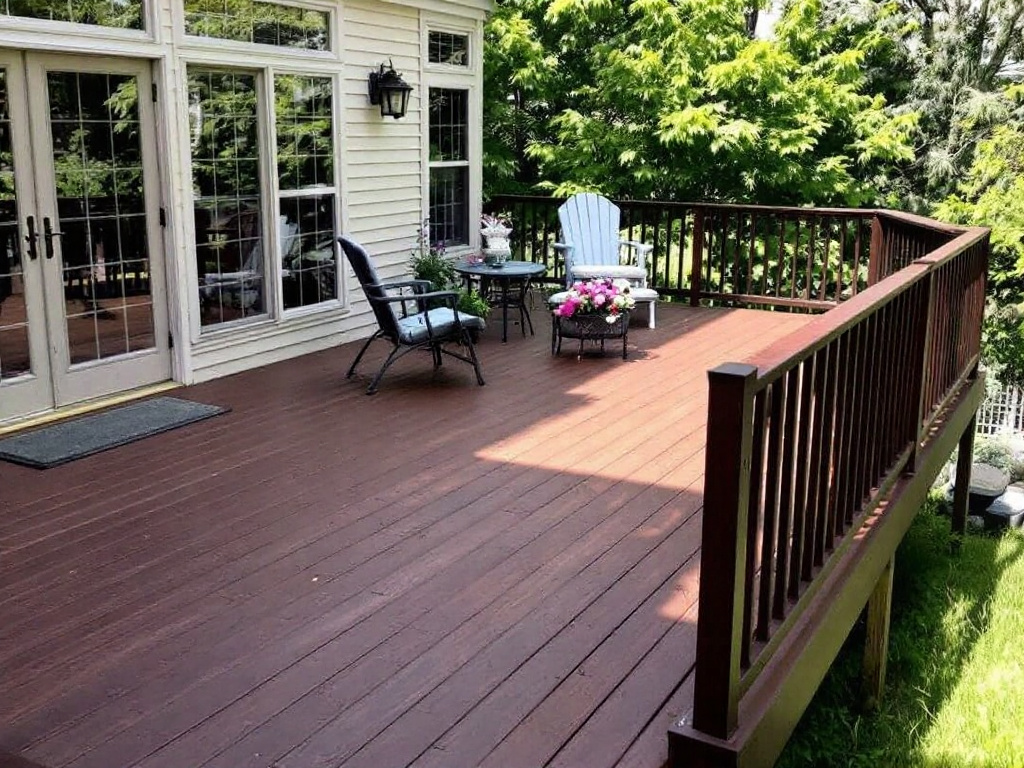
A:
<box><xmin>1</xmin><ymin>304</ymin><xmax>810</xmax><ymax>768</ymax></box>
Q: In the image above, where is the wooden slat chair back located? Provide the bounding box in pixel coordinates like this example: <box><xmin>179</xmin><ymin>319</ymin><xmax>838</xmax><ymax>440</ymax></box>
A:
<box><xmin>554</xmin><ymin>193</ymin><xmax>653</xmax><ymax>289</ymax></box>
<box><xmin>339</xmin><ymin>235</ymin><xmax>486</xmax><ymax>394</ymax></box>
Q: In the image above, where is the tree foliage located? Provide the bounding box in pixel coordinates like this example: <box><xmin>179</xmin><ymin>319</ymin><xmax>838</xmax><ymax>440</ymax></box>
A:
<box><xmin>483</xmin><ymin>0</ymin><xmax>916</xmax><ymax>205</ymax></box>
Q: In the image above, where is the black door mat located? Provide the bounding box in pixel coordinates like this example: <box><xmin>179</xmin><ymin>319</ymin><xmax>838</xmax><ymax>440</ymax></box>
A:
<box><xmin>0</xmin><ymin>396</ymin><xmax>228</xmax><ymax>469</ymax></box>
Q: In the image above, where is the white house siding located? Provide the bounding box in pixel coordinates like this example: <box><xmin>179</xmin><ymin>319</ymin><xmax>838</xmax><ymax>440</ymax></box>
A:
<box><xmin>0</xmin><ymin>0</ymin><xmax>488</xmax><ymax>406</ymax></box>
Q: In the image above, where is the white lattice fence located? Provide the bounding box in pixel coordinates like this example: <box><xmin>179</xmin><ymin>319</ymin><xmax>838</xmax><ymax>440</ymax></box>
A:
<box><xmin>977</xmin><ymin>384</ymin><xmax>1024</xmax><ymax>436</ymax></box>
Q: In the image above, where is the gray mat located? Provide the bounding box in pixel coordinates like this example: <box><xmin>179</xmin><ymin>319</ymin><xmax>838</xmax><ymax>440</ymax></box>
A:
<box><xmin>0</xmin><ymin>396</ymin><xmax>228</xmax><ymax>469</ymax></box>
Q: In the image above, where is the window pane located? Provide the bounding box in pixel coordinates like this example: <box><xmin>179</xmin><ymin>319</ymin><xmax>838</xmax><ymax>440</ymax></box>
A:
<box><xmin>184</xmin><ymin>0</ymin><xmax>329</xmax><ymax>50</ymax></box>
<box><xmin>280</xmin><ymin>194</ymin><xmax>336</xmax><ymax>310</ymax></box>
<box><xmin>2</xmin><ymin>0</ymin><xmax>143</xmax><ymax>29</ymax></box>
<box><xmin>429</xmin><ymin>166</ymin><xmax>468</xmax><ymax>247</ymax></box>
<box><xmin>428</xmin><ymin>31</ymin><xmax>469</xmax><ymax>66</ymax></box>
<box><xmin>275</xmin><ymin>75</ymin><xmax>333</xmax><ymax>191</ymax></box>
<box><xmin>429</xmin><ymin>88</ymin><xmax>467</xmax><ymax>162</ymax></box>
<box><xmin>188</xmin><ymin>69</ymin><xmax>267</xmax><ymax>327</ymax></box>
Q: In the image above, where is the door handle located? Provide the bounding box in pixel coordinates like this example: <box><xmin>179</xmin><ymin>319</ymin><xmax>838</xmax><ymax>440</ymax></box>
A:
<box><xmin>42</xmin><ymin>216</ymin><xmax>63</xmax><ymax>260</ymax></box>
<box><xmin>25</xmin><ymin>216</ymin><xmax>39</xmax><ymax>260</ymax></box>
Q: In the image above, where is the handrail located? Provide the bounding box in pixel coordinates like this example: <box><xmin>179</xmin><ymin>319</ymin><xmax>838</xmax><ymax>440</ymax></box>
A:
<box><xmin>690</xmin><ymin>222</ymin><xmax>989</xmax><ymax>739</ymax></box>
<box><xmin>486</xmin><ymin>196</ymin><xmax>964</xmax><ymax>310</ymax></box>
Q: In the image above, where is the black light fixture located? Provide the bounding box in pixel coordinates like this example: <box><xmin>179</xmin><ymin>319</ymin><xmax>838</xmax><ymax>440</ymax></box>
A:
<box><xmin>368</xmin><ymin>60</ymin><xmax>413</xmax><ymax>120</ymax></box>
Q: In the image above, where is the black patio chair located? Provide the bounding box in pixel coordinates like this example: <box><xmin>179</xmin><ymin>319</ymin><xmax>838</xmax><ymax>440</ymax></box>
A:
<box><xmin>339</xmin><ymin>235</ymin><xmax>486</xmax><ymax>395</ymax></box>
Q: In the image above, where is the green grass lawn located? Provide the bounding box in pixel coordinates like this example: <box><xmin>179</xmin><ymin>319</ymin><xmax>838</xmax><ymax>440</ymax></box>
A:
<box><xmin>778</xmin><ymin>498</ymin><xmax>1024</xmax><ymax>768</ymax></box>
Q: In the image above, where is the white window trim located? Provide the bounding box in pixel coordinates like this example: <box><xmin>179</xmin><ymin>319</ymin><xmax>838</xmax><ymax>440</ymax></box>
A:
<box><xmin>174</xmin><ymin>0</ymin><xmax>341</xmax><ymax>63</ymax></box>
<box><xmin>181</xmin><ymin>61</ymin><xmax>344</xmax><ymax>337</ymax></box>
<box><xmin>421</xmin><ymin>16</ymin><xmax>481</xmax><ymax>253</ymax></box>
<box><xmin>266</xmin><ymin>67</ymin><xmax>344</xmax><ymax>319</ymax></box>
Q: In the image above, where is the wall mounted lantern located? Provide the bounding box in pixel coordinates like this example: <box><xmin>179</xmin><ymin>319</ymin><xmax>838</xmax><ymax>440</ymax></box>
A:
<box><xmin>368</xmin><ymin>61</ymin><xmax>413</xmax><ymax>119</ymax></box>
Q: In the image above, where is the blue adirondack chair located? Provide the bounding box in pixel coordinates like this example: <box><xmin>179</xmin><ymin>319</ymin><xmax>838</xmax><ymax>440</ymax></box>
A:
<box><xmin>553</xmin><ymin>193</ymin><xmax>659</xmax><ymax>328</ymax></box>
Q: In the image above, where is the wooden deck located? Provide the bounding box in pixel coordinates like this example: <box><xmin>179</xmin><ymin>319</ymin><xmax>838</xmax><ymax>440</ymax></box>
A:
<box><xmin>0</xmin><ymin>304</ymin><xmax>811</xmax><ymax>768</ymax></box>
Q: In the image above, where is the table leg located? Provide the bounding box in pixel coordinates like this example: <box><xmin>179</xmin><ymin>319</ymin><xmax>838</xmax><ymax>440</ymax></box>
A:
<box><xmin>501</xmin><ymin>279</ymin><xmax>509</xmax><ymax>343</ymax></box>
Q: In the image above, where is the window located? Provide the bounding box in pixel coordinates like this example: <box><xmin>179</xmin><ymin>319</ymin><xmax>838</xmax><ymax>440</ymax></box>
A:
<box><xmin>184</xmin><ymin>0</ymin><xmax>330</xmax><ymax>50</ymax></box>
<box><xmin>275</xmin><ymin>75</ymin><xmax>336</xmax><ymax>310</ymax></box>
<box><xmin>1</xmin><ymin>0</ymin><xmax>143</xmax><ymax>29</ymax></box>
<box><xmin>428</xmin><ymin>31</ymin><xmax>468</xmax><ymax>66</ymax></box>
<box><xmin>428</xmin><ymin>87</ymin><xmax>469</xmax><ymax>247</ymax></box>
<box><xmin>188</xmin><ymin>67</ymin><xmax>337</xmax><ymax>328</ymax></box>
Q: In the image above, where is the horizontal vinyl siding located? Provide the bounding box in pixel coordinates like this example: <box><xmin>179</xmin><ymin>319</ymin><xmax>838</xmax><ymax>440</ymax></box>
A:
<box><xmin>343</xmin><ymin>0</ymin><xmax>423</xmax><ymax>275</ymax></box>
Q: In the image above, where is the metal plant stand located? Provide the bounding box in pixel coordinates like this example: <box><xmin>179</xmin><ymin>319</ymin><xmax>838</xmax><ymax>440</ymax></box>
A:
<box><xmin>552</xmin><ymin>312</ymin><xmax>630</xmax><ymax>360</ymax></box>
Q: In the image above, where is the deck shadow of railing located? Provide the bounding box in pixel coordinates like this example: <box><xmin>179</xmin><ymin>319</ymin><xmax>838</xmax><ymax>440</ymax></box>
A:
<box><xmin>490</xmin><ymin>194</ymin><xmax>991</xmax><ymax>768</ymax></box>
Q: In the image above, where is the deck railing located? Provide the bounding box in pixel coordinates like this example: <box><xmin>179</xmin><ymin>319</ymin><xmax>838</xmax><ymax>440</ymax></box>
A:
<box><xmin>488</xmin><ymin>194</ymin><xmax>988</xmax><ymax>757</ymax></box>
<box><xmin>691</xmin><ymin>222</ymin><xmax>988</xmax><ymax>738</ymax></box>
<box><xmin>486</xmin><ymin>196</ymin><xmax>963</xmax><ymax>309</ymax></box>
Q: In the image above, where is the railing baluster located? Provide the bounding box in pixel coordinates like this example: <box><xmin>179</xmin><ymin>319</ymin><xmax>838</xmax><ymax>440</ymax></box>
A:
<box><xmin>789</xmin><ymin>357</ymin><xmax>815</xmax><ymax>598</ymax></box>
<box><xmin>742</xmin><ymin>388</ymin><xmax>768</xmax><ymax>670</ymax></box>
<box><xmin>772</xmin><ymin>366</ymin><xmax>800</xmax><ymax>620</ymax></box>
<box><xmin>757</xmin><ymin>378</ymin><xmax>784</xmax><ymax>641</ymax></box>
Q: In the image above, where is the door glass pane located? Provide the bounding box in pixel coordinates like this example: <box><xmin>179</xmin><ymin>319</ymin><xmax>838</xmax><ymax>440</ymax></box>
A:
<box><xmin>47</xmin><ymin>70</ymin><xmax>156</xmax><ymax>365</ymax></box>
<box><xmin>188</xmin><ymin>69</ymin><xmax>264</xmax><ymax>327</ymax></box>
<box><xmin>2</xmin><ymin>0</ymin><xmax>143</xmax><ymax>29</ymax></box>
<box><xmin>0</xmin><ymin>69</ymin><xmax>32</xmax><ymax>382</ymax></box>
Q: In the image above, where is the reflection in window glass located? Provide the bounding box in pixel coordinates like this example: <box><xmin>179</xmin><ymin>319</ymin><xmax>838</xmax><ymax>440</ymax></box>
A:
<box><xmin>429</xmin><ymin>167</ymin><xmax>467</xmax><ymax>247</ymax></box>
<box><xmin>1</xmin><ymin>0</ymin><xmax>143</xmax><ymax>29</ymax></box>
<box><xmin>276</xmin><ymin>75</ymin><xmax>336</xmax><ymax>309</ymax></box>
<box><xmin>428</xmin><ymin>88</ymin><xmax>469</xmax><ymax>247</ymax></box>
<box><xmin>47</xmin><ymin>71</ymin><xmax>156</xmax><ymax>364</ymax></box>
<box><xmin>188</xmin><ymin>69</ymin><xmax>266</xmax><ymax>327</ymax></box>
<box><xmin>280</xmin><ymin>195</ymin><xmax>335</xmax><ymax>310</ymax></box>
<box><xmin>184</xmin><ymin>0</ymin><xmax>329</xmax><ymax>50</ymax></box>
<box><xmin>429</xmin><ymin>88</ymin><xmax>467</xmax><ymax>162</ymax></box>
<box><xmin>428</xmin><ymin>31</ymin><xmax>469</xmax><ymax>66</ymax></box>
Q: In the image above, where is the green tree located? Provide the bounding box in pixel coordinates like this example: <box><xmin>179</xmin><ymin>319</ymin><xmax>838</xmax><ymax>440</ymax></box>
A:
<box><xmin>483</xmin><ymin>0</ymin><xmax>916</xmax><ymax>205</ymax></box>
<box><xmin>936</xmin><ymin>85</ymin><xmax>1024</xmax><ymax>384</ymax></box>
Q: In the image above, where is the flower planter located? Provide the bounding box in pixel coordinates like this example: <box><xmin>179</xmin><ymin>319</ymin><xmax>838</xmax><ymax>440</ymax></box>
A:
<box><xmin>552</xmin><ymin>311</ymin><xmax>630</xmax><ymax>359</ymax></box>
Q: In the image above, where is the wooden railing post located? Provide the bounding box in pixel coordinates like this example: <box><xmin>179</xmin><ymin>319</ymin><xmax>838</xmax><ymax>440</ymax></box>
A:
<box><xmin>690</xmin><ymin>207</ymin><xmax>705</xmax><ymax>307</ymax></box>
<box><xmin>868</xmin><ymin>214</ymin><xmax>885</xmax><ymax>285</ymax></box>
<box><xmin>692</xmin><ymin>363</ymin><xmax>757</xmax><ymax>739</ymax></box>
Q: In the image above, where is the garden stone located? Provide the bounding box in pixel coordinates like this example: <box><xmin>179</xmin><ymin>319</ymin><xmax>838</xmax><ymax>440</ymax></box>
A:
<box><xmin>962</xmin><ymin>463</ymin><xmax>1010</xmax><ymax>512</ymax></box>
<box><xmin>983</xmin><ymin>484</ymin><xmax>1024</xmax><ymax>531</ymax></box>
<box><xmin>967</xmin><ymin>515</ymin><xmax>986</xmax><ymax>532</ymax></box>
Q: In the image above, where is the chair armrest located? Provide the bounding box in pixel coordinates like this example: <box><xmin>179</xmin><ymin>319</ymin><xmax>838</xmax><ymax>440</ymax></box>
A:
<box><xmin>619</xmin><ymin>240</ymin><xmax>653</xmax><ymax>271</ymax></box>
<box><xmin>380</xmin><ymin>279</ymin><xmax>433</xmax><ymax>293</ymax></box>
<box><xmin>370</xmin><ymin>289</ymin><xmax>458</xmax><ymax>319</ymax></box>
<box><xmin>553</xmin><ymin>243</ymin><xmax>574</xmax><ymax>287</ymax></box>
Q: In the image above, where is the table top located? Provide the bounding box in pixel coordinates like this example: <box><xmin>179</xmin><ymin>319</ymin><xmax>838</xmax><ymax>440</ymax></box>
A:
<box><xmin>453</xmin><ymin>260</ymin><xmax>547</xmax><ymax>279</ymax></box>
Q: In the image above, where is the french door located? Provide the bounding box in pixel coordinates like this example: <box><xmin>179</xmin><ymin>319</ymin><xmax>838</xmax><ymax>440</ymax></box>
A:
<box><xmin>0</xmin><ymin>51</ymin><xmax>170</xmax><ymax>423</ymax></box>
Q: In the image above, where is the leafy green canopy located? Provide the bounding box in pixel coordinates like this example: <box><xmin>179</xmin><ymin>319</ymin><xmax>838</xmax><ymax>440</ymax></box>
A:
<box><xmin>937</xmin><ymin>85</ymin><xmax>1024</xmax><ymax>385</ymax></box>
<box><xmin>483</xmin><ymin>0</ymin><xmax>916</xmax><ymax>205</ymax></box>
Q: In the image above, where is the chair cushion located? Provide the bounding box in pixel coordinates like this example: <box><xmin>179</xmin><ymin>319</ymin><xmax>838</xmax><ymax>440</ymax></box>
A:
<box><xmin>570</xmin><ymin>265</ymin><xmax>647</xmax><ymax>281</ymax></box>
<box><xmin>548</xmin><ymin>288</ymin><xmax>658</xmax><ymax>306</ymax></box>
<box><xmin>396</xmin><ymin>308</ymin><xmax>486</xmax><ymax>344</ymax></box>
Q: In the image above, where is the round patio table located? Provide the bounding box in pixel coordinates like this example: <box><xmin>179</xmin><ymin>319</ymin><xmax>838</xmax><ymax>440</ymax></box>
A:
<box><xmin>454</xmin><ymin>260</ymin><xmax>547</xmax><ymax>343</ymax></box>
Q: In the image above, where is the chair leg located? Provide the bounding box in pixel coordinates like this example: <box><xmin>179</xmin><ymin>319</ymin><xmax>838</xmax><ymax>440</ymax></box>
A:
<box><xmin>347</xmin><ymin>331</ymin><xmax>382</xmax><ymax>378</ymax></box>
<box><xmin>465</xmin><ymin>334</ymin><xmax>486</xmax><ymax>386</ymax></box>
<box><xmin>366</xmin><ymin>344</ymin><xmax>405</xmax><ymax>395</ymax></box>
<box><xmin>648</xmin><ymin>300</ymin><xmax>656</xmax><ymax>329</ymax></box>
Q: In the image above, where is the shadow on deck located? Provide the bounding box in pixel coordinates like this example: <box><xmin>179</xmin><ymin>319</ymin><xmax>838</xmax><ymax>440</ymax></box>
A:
<box><xmin>0</xmin><ymin>303</ymin><xmax>810</xmax><ymax>768</ymax></box>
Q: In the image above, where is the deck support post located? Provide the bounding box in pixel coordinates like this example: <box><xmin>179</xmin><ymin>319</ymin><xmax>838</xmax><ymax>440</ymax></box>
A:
<box><xmin>951</xmin><ymin>414</ymin><xmax>977</xmax><ymax>544</ymax></box>
<box><xmin>861</xmin><ymin>555</ymin><xmax>894</xmax><ymax>711</ymax></box>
